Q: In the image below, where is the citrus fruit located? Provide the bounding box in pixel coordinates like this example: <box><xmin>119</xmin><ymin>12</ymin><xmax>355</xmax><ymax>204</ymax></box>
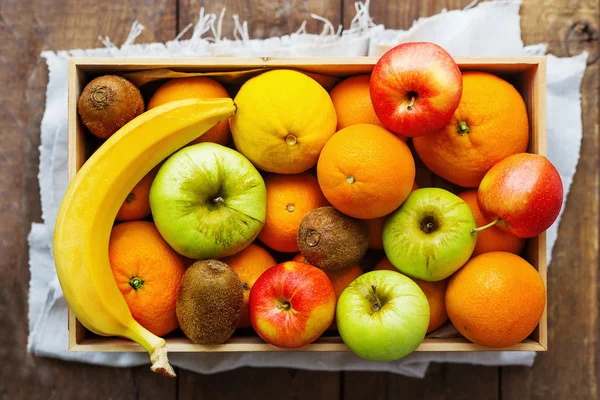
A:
<box><xmin>364</xmin><ymin>182</ymin><xmax>419</xmax><ymax>249</ymax></box>
<box><xmin>147</xmin><ymin>77</ymin><xmax>232</xmax><ymax>145</ymax></box>
<box><xmin>108</xmin><ymin>221</ymin><xmax>185</xmax><ymax>336</ymax></box>
<box><xmin>446</xmin><ymin>252</ymin><xmax>545</xmax><ymax>348</ymax></box>
<box><xmin>375</xmin><ymin>257</ymin><xmax>448</xmax><ymax>333</ymax></box>
<box><xmin>330</xmin><ymin>75</ymin><xmax>384</xmax><ymax>130</ymax></box>
<box><xmin>222</xmin><ymin>244</ymin><xmax>277</xmax><ymax>328</ymax></box>
<box><xmin>258</xmin><ymin>173</ymin><xmax>328</xmax><ymax>253</ymax></box>
<box><xmin>116</xmin><ymin>167</ymin><xmax>158</xmax><ymax>221</ymax></box>
<box><xmin>230</xmin><ymin>69</ymin><xmax>337</xmax><ymax>174</ymax></box>
<box><xmin>365</xmin><ymin>217</ymin><xmax>387</xmax><ymax>250</ymax></box>
<box><xmin>413</xmin><ymin>71</ymin><xmax>529</xmax><ymax>188</ymax></box>
<box><xmin>458</xmin><ymin>189</ymin><xmax>525</xmax><ymax>256</ymax></box>
<box><xmin>317</xmin><ymin>124</ymin><xmax>415</xmax><ymax>219</ymax></box>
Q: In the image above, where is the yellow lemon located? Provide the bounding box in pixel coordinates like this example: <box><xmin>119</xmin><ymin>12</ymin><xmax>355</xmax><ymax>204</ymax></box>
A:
<box><xmin>230</xmin><ymin>70</ymin><xmax>337</xmax><ymax>174</ymax></box>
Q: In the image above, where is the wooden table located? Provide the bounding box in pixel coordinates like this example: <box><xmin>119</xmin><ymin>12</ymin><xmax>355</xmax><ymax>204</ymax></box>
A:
<box><xmin>1</xmin><ymin>0</ymin><xmax>598</xmax><ymax>398</ymax></box>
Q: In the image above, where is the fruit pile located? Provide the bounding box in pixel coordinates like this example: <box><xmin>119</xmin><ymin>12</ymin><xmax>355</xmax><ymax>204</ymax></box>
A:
<box><xmin>56</xmin><ymin>42</ymin><xmax>562</xmax><ymax>375</ymax></box>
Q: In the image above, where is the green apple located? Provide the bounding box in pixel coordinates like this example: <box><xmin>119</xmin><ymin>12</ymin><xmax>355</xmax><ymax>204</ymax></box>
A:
<box><xmin>336</xmin><ymin>270</ymin><xmax>429</xmax><ymax>361</ymax></box>
<box><xmin>382</xmin><ymin>188</ymin><xmax>477</xmax><ymax>281</ymax></box>
<box><xmin>149</xmin><ymin>143</ymin><xmax>266</xmax><ymax>259</ymax></box>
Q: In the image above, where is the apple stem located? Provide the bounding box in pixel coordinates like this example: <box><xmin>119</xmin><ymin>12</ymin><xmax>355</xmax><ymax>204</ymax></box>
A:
<box><xmin>126</xmin><ymin>193</ymin><xmax>135</xmax><ymax>203</ymax></box>
<box><xmin>407</xmin><ymin>96</ymin><xmax>416</xmax><ymax>111</ymax></box>
<box><xmin>471</xmin><ymin>218</ymin><xmax>500</xmax><ymax>234</ymax></box>
<box><xmin>212</xmin><ymin>196</ymin><xmax>225</xmax><ymax>205</ymax></box>
<box><xmin>457</xmin><ymin>121</ymin><xmax>470</xmax><ymax>135</ymax></box>
<box><xmin>371</xmin><ymin>285</ymin><xmax>382</xmax><ymax>311</ymax></box>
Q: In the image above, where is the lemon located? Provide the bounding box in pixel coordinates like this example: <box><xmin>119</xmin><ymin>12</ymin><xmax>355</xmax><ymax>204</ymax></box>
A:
<box><xmin>230</xmin><ymin>70</ymin><xmax>337</xmax><ymax>174</ymax></box>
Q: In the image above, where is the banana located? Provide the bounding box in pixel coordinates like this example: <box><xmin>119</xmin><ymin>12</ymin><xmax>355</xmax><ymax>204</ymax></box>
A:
<box><xmin>54</xmin><ymin>98</ymin><xmax>237</xmax><ymax>377</ymax></box>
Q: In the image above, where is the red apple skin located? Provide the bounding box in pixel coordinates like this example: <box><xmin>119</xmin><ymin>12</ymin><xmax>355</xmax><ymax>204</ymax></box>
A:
<box><xmin>478</xmin><ymin>153</ymin><xmax>563</xmax><ymax>239</ymax></box>
<box><xmin>370</xmin><ymin>42</ymin><xmax>462</xmax><ymax>138</ymax></box>
<box><xmin>249</xmin><ymin>261</ymin><xmax>336</xmax><ymax>348</ymax></box>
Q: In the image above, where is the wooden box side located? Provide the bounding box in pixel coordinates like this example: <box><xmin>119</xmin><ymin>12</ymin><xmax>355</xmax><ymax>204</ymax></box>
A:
<box><xmin>67</xmin><ymin>57</ymin><xmax>548</xmax><ymax>353</ymax></box>
<box><xmin>67</xmin><ymin>60</ymin><xmax>89</xmax><ymax>350</ymax></box>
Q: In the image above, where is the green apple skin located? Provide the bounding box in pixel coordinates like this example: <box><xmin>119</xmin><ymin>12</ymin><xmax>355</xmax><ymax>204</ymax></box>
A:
<box><xmin>382</xmin><ymin>188</ymin><xmax>477</xmax><ymax>281</ymax></box>
<box><xmin>336</xmin><ymin>270</ymin><xmax>429</xmax><ymax>361</ymax></box>
<box><xmin>149</xmin><ymin>143</ymin><xmax>266</xmax><ymax>259</ymax></box>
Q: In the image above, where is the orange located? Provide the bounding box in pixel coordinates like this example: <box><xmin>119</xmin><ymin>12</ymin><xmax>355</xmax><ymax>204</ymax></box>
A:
<box><xmin>458</xmin><ymin>189</ymin><xmax>525</xmax><ymax>256</ymax></box>
<box><xmin>446</xmin><ymin>252</ymin><xmax>546</xmax><ymax>348</ymax></box>
<box><xmin>413</xmin><ymin>72</ymin><xmax>529</xmax><ymax>188</ymax></box>
<box><xmin>330</xmin><ymin>75</ymin><xmax>384</xmax><ymax>131</ymax></box>
<box><xmin>148</xmin><ymin>77</ymin><xmax>232</xmax><ymax>145</ymax></box>
<box><xmin>375</xmin><ymin>257</ymin><xmax>448</xmax><ymax>333</ymax></box>
<box><xmin>365</xmin><ymin>217</ymin><xmax>387</xmax><ymax>250</ymax></box>
<box><xmin>109</xmin><ymin>221</ymin><xmax>185</xmax><ymax>336</ymax></box>
<box><xmin>317</xmin><ymin>124</ymin><xmax>415</xmax><ymax>219</ymax></box>
<box><xmin>116</xmin><ymin>167</ymin><xmax>158</xmax><ymax>221</ymax></box>
<box><xmin>222</xmin><ymin>244</ymin><xmax>276</xmax><ymax>328</ymax></box>
<box><xmin>258</xmin><ymin>173</ymin><xmax>328</xmax><ymax>253</ymax></box>
<box><xmin>365</xmin><ymin>182</ymin><xmax>419</xmax><ymax>249</ymax></box>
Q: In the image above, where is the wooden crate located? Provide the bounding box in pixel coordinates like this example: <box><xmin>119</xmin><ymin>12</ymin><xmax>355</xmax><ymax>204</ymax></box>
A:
<box><xmin>67</xmin><ymin>57</ymin><xmax>547</xmax><ymax>353</ymax></box>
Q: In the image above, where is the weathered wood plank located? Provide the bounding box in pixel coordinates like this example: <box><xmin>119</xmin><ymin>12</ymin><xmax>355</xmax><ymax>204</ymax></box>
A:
<box><xmin>178</xmin><ymin>367</ymin><xmax>341</xmax><ymax>399</ymax></box>
<box><xmin>344</xmin><ymin>364</ymin><xmax>499</xmax><ymax>400</ymax></box>
<box><xmin>390</xmin><ymin>364</ymin><xmax>499</xmax><ymax>400</ymax></box>
<box><xmin>342</xmin><ymin>0</ymin><xmax>473</xmax><ymax>31</ymax></box>
<box><xmin>501</xmin><ymin>2</ymin><xmax>599</xmax><ymax>396</ymax></box>
<box><xmin>501</xmin><ymin>65</ymin><xmax>599</xmax><ymax>399</ymax></box>
<box><xmin>178</xmin><ymin>0</ymin><xmax>341</xmax><ymax>40</ymax></box>
<box><xmin>0</xmin><ymin>0</ymin><xmax>178</xmax><ymax>398</ymax></box>
<box><xmin>341</xmin><ymin>1</ymin><xmax>500</xmax><ymax>398</ymax></box>
<box><xmin>174</xmin><ymin>1</ymin><xmax>343</xmax><ymax>397</ymax></box>
<box><xmin>342</xmin><ymin>371</ymin><xmax>386</xmax><ymax>400</ymax></box>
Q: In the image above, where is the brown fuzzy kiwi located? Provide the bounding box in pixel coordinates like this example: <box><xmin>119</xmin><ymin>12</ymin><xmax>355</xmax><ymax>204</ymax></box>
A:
<box><xmin>297</xmin><ymin>206</ymin><xmax>369</xmax><ymax>271</ymax></box>
<box><xmin>77</xmin><ymin>75</ymin><xmax>144</xmax><ymax>139</ymax></box>
<box><xmin>176</xmin><ymin>259</ymin><xmax>244</xmax><ymax>344</ymax></box>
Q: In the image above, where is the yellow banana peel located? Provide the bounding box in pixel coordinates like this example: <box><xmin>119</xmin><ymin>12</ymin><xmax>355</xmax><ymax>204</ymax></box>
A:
<box><xmin>53</xmin><ymin>98</ymin><xmax>237</xmax><ymax>377</ymax></box>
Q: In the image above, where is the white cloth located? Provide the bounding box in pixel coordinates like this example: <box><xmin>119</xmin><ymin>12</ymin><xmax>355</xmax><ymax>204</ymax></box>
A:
<box><xmin>28</xmin><ymin>0</ymin><xmax>587</xmax><ymax>378</ymax></box>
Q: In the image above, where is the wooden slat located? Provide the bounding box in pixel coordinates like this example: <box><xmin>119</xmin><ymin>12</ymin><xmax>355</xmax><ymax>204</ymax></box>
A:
<box><xmin>343</xmin><ymin>372</ymin><xmax>387</xmax><ymax>400</ymax></box>
<box><xmin>179</xmin><ymin>367</ymin><xmax>340</xmax><ymax>399</ymax></box>
<box><xmin>342</xmin><ymin>0</ymin><xmax>474</xmax><ymax>32</ymax></box>
<box><xmin>346</xmin><ymin>364</ymin><xmax>500</xmax><ymax>400</ymax></box>
<box><xmin>174</xmin><ymin>1</ymin><xmax>342</xmax><ymax>395</ymax></box>
<box><xmin>71</xmin><ymin>55</ymin><xmax>549</xmax><ymax>69</ymax></box>
<box><xmin>177</xmin><ymin>0</ymin><xmax>341</xmax><ymax>41</ymax></box>
<box><xmin>389</xmin><ymin>363</ymin><xmax>499</xmax><ymax>400</ymax></box>
<box><xmin>0</xmin><ymin>0</ymin><xmax>178</xmax><ymax>398</ymax></box>
<box><xmin>501</xmin><ymin>0</ymin><xmax>600</xmax><ymax>395</ymax></box>
<box><xmin>72</xmin><ymin>336</ymin><xmax>546</xmax><ymax>352</ymax></box>
<box><xmin>341</xmin><ymin>1</ymin><xmax>500</xmax><ymax>399</ymax></box>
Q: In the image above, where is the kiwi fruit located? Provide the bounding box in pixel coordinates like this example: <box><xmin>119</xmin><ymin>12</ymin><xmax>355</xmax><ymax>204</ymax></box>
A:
<box><xmin>297</xmin><ymin>206</ymin><xmax>368</xmax><ymax>271</ymax></box>
<box><xmin>176</xmin><ymin>259</ymin><xmax>244</xmax><ymax>344</ymax></box>
<box><xmin>77</xmin><ymin>75</ymin><xmax>144</xmax><ymax>139</ymax></box>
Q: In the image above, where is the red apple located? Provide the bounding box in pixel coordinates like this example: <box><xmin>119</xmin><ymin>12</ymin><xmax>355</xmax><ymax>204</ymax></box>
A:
<box><xmin>370</xmin><ymin>42</ymin><xmax>462</xmax><ymax>138</ymax></box>
<box><xmin>249</xmin><ymin>261</ymin><xmax>336</xmax><ymax>348</ymax></box>
<box><xmin>477</xmin><ymin>153</ymin><xmax>563</xmax><ymax>239</ymax></box>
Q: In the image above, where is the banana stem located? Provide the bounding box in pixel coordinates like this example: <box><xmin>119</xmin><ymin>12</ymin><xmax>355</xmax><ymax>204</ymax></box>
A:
<box><xmin>150</xmin><ymin>345</ymin><xmax>176</xmax><ymax>377</ymax></box>
<box><xmin>471</xmin><ymin>218</ymin><xmax>501</xmax><ymax>234</ymax></box>
<box><xmin>126</xmin><ymin>327</ymin><xmax>176</xmax><ymax>378</ymax></box>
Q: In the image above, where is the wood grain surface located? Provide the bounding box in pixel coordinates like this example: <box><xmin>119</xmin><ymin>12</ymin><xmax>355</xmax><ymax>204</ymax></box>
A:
<box><xmin>1</xmin><ymin>0</ymin><xmax>598</xmax><ymax>399</ymax></box>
